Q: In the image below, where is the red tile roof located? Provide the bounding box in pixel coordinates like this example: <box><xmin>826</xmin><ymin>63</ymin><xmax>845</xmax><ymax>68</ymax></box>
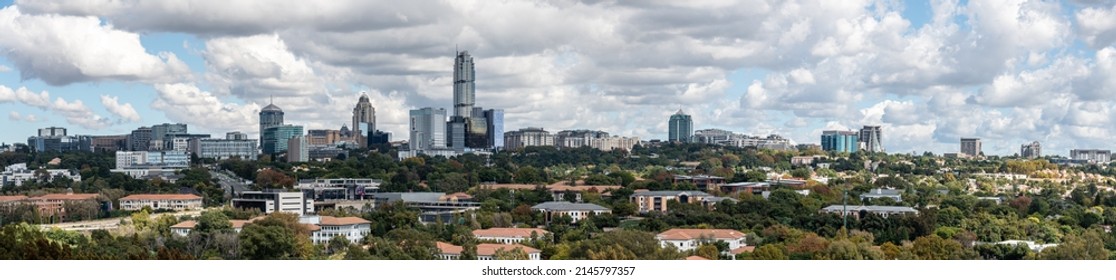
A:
<box><xmin>473</xmin><ymin>228</ymin><xmax>550</xmax><ymax>239</ymax></box>
<box><xmin>437</xmin><ymin>242</ymin><xmax>463</xmax><ymax>255</ymax></box>
<box><xmin>319</xmin><ymin>216</ymin><xmax>371</xmax><ymax>226</ymax></box>
<box><xmin>170</xmin><ymin>220</ymin><xmax>197</xmax><ymax>229</ymax></box>
<box><xmin>731</xmin><ymin>246</ymin><xmax>756</xmax><ymax>255</ymax></box>
<box><xmin>685</xmin><ymin>255</ymin><xmax>710</xmax><ymax>260</ymax></box>
<box><xmin>230</xmin><ymin>220</ymin><xmax>251</xmax><ymax>229</ymax></box>
<box><xmin>657</xmin><ymin>229</ymin><xmax>746</xmax><ymax>240</ymax></box>
<box><xmin>120</xmin><ymin>194</ymin><xmax>202</xmax><ymax>201</ymax></box>
<box><xmin>0</xmin><ymin>195</ymin><xmax>28</xmax><ymax>203</ymax></box>
<box><xmin>33</xmin><ymin>193</ymin><xmax>100</xmax><ymax>200</ymax></box>
<box><xmin>477</xmin><ymin>243</ymin><xmax>540</xmax><ymax>256</ymax></box>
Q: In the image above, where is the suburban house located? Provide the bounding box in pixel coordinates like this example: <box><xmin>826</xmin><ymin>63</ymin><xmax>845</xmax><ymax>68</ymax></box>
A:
<box><xmin>630</xmin><ymin>190</ymin><xmax>714</xmax><ymax>213</ymax></box>
<box><xmin>530</xmin><ymin>201</ymin><xmax>611</xmax><ymax>223</ymax></box>
<box><xmin>301</xmin><ymin>215</ymin><xmax>372</xmax><ymax>244</ymax></box>
<box><xmin>673</xmin><ymin>175</ymin><xmax>725</xmax><ymax>192</ymax></box>
<box><xmin>119</xmin><ymin>194</ymin><xmax>203</xmax><ymax>211</ymax></box>
<box><xmin>656</xmin><ymin>228</ymin><xmax>748</xmax><ymax>256</ymax></box>
<box><xmin>436</xmin><ymin>242</ymin><xmax>542</xmax><ymax>260</ymax></box>
<box><xmin>860</xmin><ymin>188</ymin><xmax>903</xmax><ymax>202</ymax></box>
<box><xmin>169</xmin><ymin>219</ymin><xmax>254</xmax><ymax>237</ymax></box>
<box><xmin>820</xmin><ymin>205</ymin><xmax>919</xmax><ymax>218</ymax></box>
<box><xmin>473</xmin><ymin>228</ymin><xmax>550</xmax><ymax>244</ymax></box>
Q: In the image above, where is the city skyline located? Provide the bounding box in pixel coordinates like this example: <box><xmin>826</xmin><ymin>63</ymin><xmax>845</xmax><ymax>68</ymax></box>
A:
<box><xmin>3</xmin><ymin>1</ymin><xmax>1116</xmax><ymax>156</ymax></box>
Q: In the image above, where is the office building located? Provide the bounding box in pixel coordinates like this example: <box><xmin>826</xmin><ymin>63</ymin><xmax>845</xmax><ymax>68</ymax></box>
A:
<box><xmin>961</xmin><ymin>138</ymin><xmax>982</xmax><ymax>157</ymax></box>
<box><xmin>262</xmin><ymin>125</ymin><xmax>304</xmax><ymax>155</ymax></box>
<box><xmin>119</xmin><ymin>194</ymin><xmax>203</xmax><ymax>211</ymax></box>
<box><xmin>90</xmin><ymin>135</ymin><xmax>128</xmax><ymax>152</ymax></box>
<box><xmin>1071</xmin><ymin>149</ymin><xmax>1111</xmax><ymax>163</ymax></box>
<box><xmin>27</xmin><ymin>127</ymin><xmax>91</xmax><ymax>153</ymax></box>
<box><xmin>352</xmin><ymin>93</ymin><xmax>376</xmax><ymax>148</ymax></box>
<box><xmin>259</xmin><ymin>101</ymin><xmax>285</xmax><ymax>147</ymax></box>
<box><xmin>227</xmin><ymin>131</ymin><xmax>249</xmax><ymax>140</ymax></box>
<box><xmin>859</xmin><ymin>125</ymin><xmax>883</xmax><ymax>153</ymax></box>
<box><xmin>287</xmin><ymin>136</ymin><xmax>309</xmax><ymax>162</ymax></box>
<box><xmin>150</xmin><ymin>123</ymin><xmax>188</xmax><ymax>141</ymax></box>
<box><xmin>453</xmin><ymin>51</ymin><xmax>476</xmax><ymax>118</ymax></box>
<box><xmin>154</xmin><ymin>133</ymin><xmax>210</xmax><ymax>152</ymax></box>
<box><xmin>1021</xmin><ymin>141</ymin><xmax>1041</xmax><ymax>158</ymax></box>
<box><xmin>307</xmin><ymin>129</ymin><xmax>342</xmax><ymax>146</ymax></box>
<box><xmin>409</xmin><ymin>108</ymin><xmax>448</xmax><ymax>151</ymax></box>
<box><xmin>38</xmin><ymin>127</ymin><xmax>66</xmax><ymax>137</ymax></box>
<box><xmin>693</xmin><ymin>129</ymin><xmax>791</xmax><ymax>150</ymax></box>
<box><xmin>504</xmin><ymin>127</ymin><xmax>553</xmax><ymax>150</ymax></box>
<box><xmin>821</xmin><ymin>130</ymin><xmax>859</xmax><ymax>153</ymax></box>
<box><xmin>115</xmin><ymin>151</ymin><xmax>190</xmax><ymax>170</ymax></box>
<box><xmin>591</xmin><ymin>136</ymin><xmax>641</xmax><ymax>151</ymax></box>
<box><xmin>296</xmin><ymin>178</ymin><xmax>381</xmax><ymax>200</ymax></box>
<box><xmin>484</xmin><ymin>109</ymin><xmax>504</xmax><ymax>149</ymax></box>
<box><xmin>668</xmin><ymin>110</ymin><xmax>693</xmax><ymax>143</ymax></box>
<box><xmin>555</xmin><ymin>130</ymin><xmax>609</xmax><ymax>148</ymax></box>
<box><xmin>189</xmin><ymin>135</ymin><xmax>258</xmax><ymax>161</ymax></box>
<box><xmin>531</xmin><ymin>201</ymin><xmax>611</xmax><ymax>223</ymax></box>
<box><xmin>232</xmin><ymin>190</ymin><xmax>315</xmax><ymax>216</ymax></box>
<box><xmin>128</xmin><ymin>126</ymin><xmax>153</xmax><ymax>151</ymax></box>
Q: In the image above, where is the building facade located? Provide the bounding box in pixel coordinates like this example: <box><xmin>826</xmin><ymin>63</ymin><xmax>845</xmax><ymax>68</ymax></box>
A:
<box><xmin>262</xmin><ymin>125</ymin><xmax>304</xmax><ymax>155</ymax></box>
<box><xmin>961</xmin><ymin>138</ymin><xmax>982</xmax><ymax>157</ymax></box>
<box><xmin>1071</xmin><ymin>149</ymin><xmax>1111</xmax><ymax>163</ymax></box>
<box><xmin>668</xmin><ymin>110</ymin><xmax>693</xmax><ymax>143</ymax></box>
<box><xmin>656</xmin><ymin>229</ymin><xmax>747</xmax><ymax>253</ymax></box>
<box><xmin>1020</xmin><ymin>141</ymin><xmax>1041</xmax><ymax>158</ymax></box>
<box><xmin>91</xmin><ymin>135</ymin><xmax>129</xmax><ymax>152</ymax></box>
<box><xmin>306</xmin><ymin>215</ymin><xmax>372</xmax><ymax>244</ymax></box>
<box><xmin>119</xmin><ymin>194</ymin><xmax>203</xmax><ymax>211</ymax></box>
<box><xmin>555</xmin><ymin>130</ymin><xmax>609</xmax><ymax>148</ymax></box>
<box><xmin>530</xmin><ymin>201</ymin><xmax>611</xmax><ymax>223</ymax></box>
<box><xmin>504</xmin><ymin>127</ymin><xmax>553</xmax><ymax>150</ymax></box>
<box><xmin>259</xmin><ymin>102</ymin><xmax>285</xmax><ymax>148</ymax></box>
<box><xmin>287</xmin><ymin>136</ymin><xmax>308</xmax><ymax>162</ymax></box>
<box><xmin>630</xmin><ymin>190</ymin><xmax>714</xmax><ymax>213</ymax></box>
<box><xmin>859</xmin><ymin>125</ymin><xmax>883</xmax><ymax>153</ymax></box>
<box><xmin>591</xmin><ymin>136</ymin><xmax>640</xmax><ymax>151</ymax></box>
<box><xmin>484</xmin><ymin>109</ymin><xmax>504</xmax><ymax>149</ymax></box>
<box><xmin>1</xmin><ymin>163</ymin><xmax>81</xmax><ymax>187</ymax></box>
<box><xmin>232</xmin><ymin>191</ymin><xmax>315</xmax><ymax>216</ymax></box>
<box><xmin>128</xmin><ymin>126</ymin><xmax>153</xmax><ymax>151</ymax></box>
<box><xmin>189</xmin><ymin>137</ymin><xmax>258</xmax><ymax>161</ymax></box>
<box><xmin>27</xmin><ymin>127</ymin><xmax>91</xmax><ymax>153</ymax></box>
<box><xmin>409</xmin><ymin>107</ymin><xmax>448</xmax><ymax>151</ymax></box>
<box><xmin>821</xmin><ymin>130</ymin><xmax>859</xmax><ymax>153</ymax></box>
<box><xmin>436</xmin><ymin>242</ymin><xmax>542</xmax><ymax>260</ymax></box>
<box><xmin>453</xmin><ymin>51</ymin><xmax>476</xmax><ymax>118</ymax></box>
<box><xmin>352</xmin><ymin>94</ymin><xmax>376</xmax><ymax>148</ymax></box>
<box><xmin>472</xmin><ymin>228</ymin><xmax>551</xmax><ymax>244</ymax></box>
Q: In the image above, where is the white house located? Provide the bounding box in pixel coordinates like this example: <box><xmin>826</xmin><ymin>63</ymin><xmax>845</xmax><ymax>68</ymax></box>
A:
<box><xmin>119</xmin><ymin>194</ymin><xmax>203</xmax><ymax>211</ymax></box>
<box><xmin>656</xmin><ymin>228</ymin><xmax>747</xmax><ymax>253</ymax></box>
<box><xmin>472</xmin><ymin>228</ymin><xmax>550</xmax><ymax>244</ymax></box>
<box><xmin>306</xmin><ymin>216</ymin><xmax>372</xmax><ymax>244</ymax></box>
<box><xmin>436</xmin><ymin>242</ymin><xmax>541</xmax><ymax>260</ymax></box>
<box><xmin>530</xmin><ymin>201</ymin><xmax>611</xmax><ymax>223</ymax></box>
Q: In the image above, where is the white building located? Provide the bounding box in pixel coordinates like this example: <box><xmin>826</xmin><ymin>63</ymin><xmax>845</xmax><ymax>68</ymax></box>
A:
<box><xmin>119</xmin><ymin>194</ymin><xmax>203</xmax><ymax>211</ymax></box>
<box><xmin>304</xmin><ymin>215</ymin><xmax>372</xmax><ymax>244</ymax></box>
<box><xmin>821</xmin><ymin>205</ymin><xmax>918</xmax><ymax>218</ymax></box>
<box><xmin>530</xmin><ymin>201</ymin><xmax>611</xmax><ymax>223</ymax></box>
<box><xmin>472</xmin><ymin>228</ymin><xmax>550</xmax><ymax>244</ymax></box>
<box><xmin>656</xmin><ymin>228</ymin><xmax>747</xmax><ymax>253</ymax></box>
<box><xmin>170</xmin><ymin>219</ymin><xmax>254</xmax><ymax>237</ymax></box>
<box><xmin>590</xmin><ymin>136</ymin><xmax>640</xmax><ymax>151</ymax></box>
<box><xmin>436</xmin><ymin>242</ymin><xmax>541</xmax><ymax>260</ymax></box>
<box><xmin>504</xmin><ymin>127</ymin><xmax>554</xmax><ymax>150</ymax></box>
<box><xmin>188</xmin><ymin>138</ymin><xmax>258</xmax><ymax>160</ymax></box>
<box><xmin>232</xmin><ymin>191</ymin><xmax>315</xmax><ymax>216</ymax></box>
<box><xmin>113</xmin><ymin>151</ymin><xmax>190</xmax><ymax>178</ymax></box>
<box><xmin>1</xmin><ymin>163</ymin><xmax>82</xmax><ymax>187</ymax></box>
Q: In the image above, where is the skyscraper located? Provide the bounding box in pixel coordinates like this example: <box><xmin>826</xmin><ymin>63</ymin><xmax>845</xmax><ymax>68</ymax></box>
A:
<box><xmin>484</xmin><ymin>109</ymin><xmax>504</xmax><ymax>149</ymax></box>
<box><xmin>352</xmin><ymin>93</ymin><xmax>376</xmax><ymax>148</ymax></box>
<box><xmin>821</xmin><ymin>131</ymin><xmax>859</xmax><ymax>153</ymax></box>
<box><xmin>127</xmin><ymin>126</ymin><xmax>152</xmax><ymax>151</ymax></box>
<box><xmin>859</xmin><ymin>125</ymin><xmax>883</xmax><ymax>153</ymax></box>
<box><xmin>453</xmin><ymin>51</ymin><xmax>476</xmax><ymax>118</ymax></box>
<box><xmin>151</xmin><ymin>123</ymin><xmax>188</xmax><ymax>141</ymax></box>
<box><xmin>259</xmin><ymin>100</ymin><xmax>285</xmax><ymax>147</ymax></box>
<box><xmin>262</xmin><ymin>125</ymin><xmax>304</xmax><ymax>155</ymax></box>
<box><xmin>668</xmin><ymin>110</ymin><xmax>693</xmax><ymax>143</ymax></box>
<box><xmin>1020</xmin><ymin>141</ymin><xmax>1041</xmax><ymax>158</ymax></box>
<box><xmin>410</xmin><ymin>108</ymin><xmax>447</xmax><ymax>151</ymax></box>
<box><xmin>960</xmin><ymin>138</ymin><xmax>982</xmax><ymax>157</ymax></box>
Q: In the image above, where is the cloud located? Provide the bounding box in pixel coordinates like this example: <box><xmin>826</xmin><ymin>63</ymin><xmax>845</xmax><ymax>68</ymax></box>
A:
<box><xmin>1076</xmin><ymin>3</ymin><xmax>1116</xmax><ymax>48</ymax></box>
<box><xmin>0</xmin><ymin>85</ymin><xmax>109</xmax><ymax>129</ymax></box>
<box><xmin>151</xmin><ymin>83</ymin><xmax>263</xmax><ymax>137</ymax></box>
<box><xmin>7</xmin><ymin>111</ymin><xmax>40</xmax><ymax>122</ymax></box>
<box><xmin>0</xmin><ymin>65</ymin><xmax>10</xmax><ymax>72</ymax></box>
<box><xmin>0</xmin><ymin>6</ymin><xmax>191</xmax><ymax>86</ymax></box>
<box><xmin>100</xmin><ymin>95</ymin><xmax>140</xmax><ymax>122</ymax></box>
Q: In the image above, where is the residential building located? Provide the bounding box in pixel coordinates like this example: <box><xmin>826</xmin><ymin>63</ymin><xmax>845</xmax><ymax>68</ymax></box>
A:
<box><xmin>472</xmin><ymin>228</ymin><xmax>551</xmax><ymax>244</ymax></box>
<box><xmin>119</xmin><ymin>194</ymin><xmax>203</xmax><ymax>211</ymax></box>
<box><xmin>668</xmin><ymin>110</ymin><xmax>693</xmax><ymax>143</ymax></box>
<box><xmin>188</xmin><ymin>136</ymin><xmax>258</xmax><ymax>161</ymax></box>
<box><xmin>2</xmin><ymin>163</ymin><xmax>81</xmax><ymax>187</ymax></box>
<box><xmin>90</xmin><ymin>135</ymin><xmax>129</xmax><ymax>152</ymax></box>
<box><xmin>504</xmin><ymin>127</ymin><xmax>553</xmax><ymax>150</ymax></box>
<box><xmin>409</xmin><ymin>107</ymin><xmax>448</xmax><ymax>151</ymax></box>
<box><xmin>555</xmin><ymin>130</ymin><xmax>609</xmax><ymax>148</ymax></box>
<box><xmin>531</xmin><ymin>201</ymin><xmax>611</xmax><ymax>223</ymax></box>
<box><xmin>352</xmin><ymin>93</ymin><xmax>377</xmax><ymax>148</ymax></box>
<box><xmin>859</xmin><ymin>125</ymin><xmax>883</xmax><ymax>153</ymax></box>
<box><xmin>304</xmin><ymin>215</ymin><xmax>372</xmax><ymax>244</ymax></box>
<box><xmin>591</xmin><ymin>136</ymin><xmax>641</xmax><ymax>151</ymax></box>
<box><xmin>232</xmin><ymin>190</ymin><xmax>315</xmax><ymax>216</ymax></box>
<box><xmin>287</xmin><ymin>136</ymin><xmax>309</xmax><ymax>162</ymax></box>
<box><xmin>860</xmin><ymin>188</ymin><xmax>903</xmax><ymax>202</ymax></box>
<box><xmin>484</xmin><ymin>109</ymin><xmax>504</xmax><ymax>149</ymax></box>
<box><xmin>1070</xmin><ymin>149</ymin><xmax>1111</xmax><ymax>163</ymax></box>
<box><xmin>821</xmin><ymin>130</ymin><xmax>859</xmax><ymax>153</ymax></box>
<box><xmin>170</xmin><ymin>219</ymin><xmax>254</xmax><ymax>237</ymax></box>
<box><xmin>436</xmin><ymin>242</ymin><xmax>542</xmax><ymax>260</ymax></box>
<box><xmin>128</xmin><ymin>126</ymin><xmax>153</xmax><ymax>151</ymax></box>
<box><xmin>1020</xmin><ymin>141</ymin><xmax>1041</xmax><ymax>158</ymax></box>
<box><xmin>820</xmin><ymin>205</ymin><xmax>918</xmax><ymax>218</ymax></box>
<box><xmin>262</xmin><ymin>125</ymin><xmax>304</xmax><ymax>155</ymax></box>
<box><xmin>630</xmin><ymin>190</ymin><xmax>714</xmax><ymax>213</ymax></box>
<box><xmin>259</xmin><ymin>101</ymin><xmax>285</xmax><ymax>148</ymax></box>
<box><xmin>961</xmin><ymin>138</ymin><xmax>982</xmax><ymax>157</ymax></box>
<box><xmin>656</xmin><ymin>228</ymin><xmax>747</xmax><ymax>253</ymax></box>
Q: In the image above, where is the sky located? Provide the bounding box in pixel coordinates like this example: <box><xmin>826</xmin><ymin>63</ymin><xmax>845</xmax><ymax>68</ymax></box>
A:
<box><xmin>2</xmin><ymin>0</ymin><xmax>1116</xmax><ymax>157</ymax></box>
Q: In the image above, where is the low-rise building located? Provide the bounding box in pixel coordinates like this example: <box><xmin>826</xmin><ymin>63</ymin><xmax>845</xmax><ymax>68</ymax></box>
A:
<box><xmin>1</xmin><ymin>163</ymin><xmax>82</xmax><ymax>187</ymax></box>
<box><xmin>820</xmin><ymin>205</ymin><xmax>918</xmax><ymax>218</ymax></box>
<box><xmin>170</xmin><ymin>219</ymin><xmax>254</xmax><ymax>237</ymax></box>
<box><xmin>530</xmin><ymin>201</ymin><xmax>611</xmax><ymax>223</ymax></box>
<box><xmin>29</xmin><ymin>192</ymin><xmax>101</xmax><ymax>221</ymax></box>
<box><xmin>860</xmin><ymin>188</ymin><xmax>903</xmax><ymax>202</ymax></box>
<box><xmin>119</xmin><ymin>194</ymin><xmax>203</xmax><ymax>211</ymax></box>
<box><xmin>630</xmin><ymin>190</ymin><xmax>714</xmax><ymax>213</ymax></box>
<box><xmin>656</xmin><ymin>228</ymin><xmax>748</xmax><ymax>253</ymax></box>
<box><xmin>305</xmin><ymin>215</ymin><xmax>372</xmax><ymax>244</ymax></box>
<box><xmin>477</xmin><ymin>181</ymin><xmax>621</xmax><ymax>202</ymax></box>
<box><xmin>719</xmin><ymin>182</ymin><xmax>771</xmax><ymax>194</ymax></box>
<box><xmin>232</xmin><ymin>190</ymin><xmax>315</xmax><ymax>216</ymax></box>
<box><xmin>473</xmin><ymin>228</ymin><xmax>550</xmax><ymax>244</ymax></box>
<box><xmin>673</xmin><ymin>175</ymin><xmax>725</xmax><ymax>192</ymax></box>
<box><xmin>435</xmin><ymin>242</ymin><xmax>542</xmax><ymax>260</ymax></box>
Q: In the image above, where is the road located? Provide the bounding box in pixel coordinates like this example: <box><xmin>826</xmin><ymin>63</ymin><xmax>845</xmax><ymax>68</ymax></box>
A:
<box><xmin>210</xmin><ymin>169</ymin><xmax>252</xmax><ymax>196</ymax></box>
<box><xmin>40</xmin><ymin>210</ymin><xmax>204</xmax><ymax>232</ymax></box>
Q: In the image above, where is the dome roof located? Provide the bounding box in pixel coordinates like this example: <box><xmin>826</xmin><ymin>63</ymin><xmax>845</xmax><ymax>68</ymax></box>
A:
<box><xmin>261</xmin><ymin>103</ymin><xmax>283</xmax><ymax>112</ymax></box>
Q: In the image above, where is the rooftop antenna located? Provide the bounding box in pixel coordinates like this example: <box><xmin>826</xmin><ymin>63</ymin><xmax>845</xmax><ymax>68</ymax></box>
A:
<box><xmin>270</xmin><ymin>95</ymin><xmax>274</xmax><ymax>105</ymax></box>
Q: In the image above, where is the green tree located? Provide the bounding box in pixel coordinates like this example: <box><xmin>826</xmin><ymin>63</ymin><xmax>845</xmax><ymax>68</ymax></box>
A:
<box><xmin>1040</xmin><ymin>229</ymin><xmax>1108</xmax><ymax>260</ymax></box>
<box><xmin>494</xmin><ymin>247</ymin><xmax>530</xmax><ymax>260</ymax></box>
<box><xmin>750</xmin><ymin>244</ymin><xmax>789</xmax><ymax>260</ymax></box>
<box><xmin>196</xmin><ymin>211</ymin><xmax>232</xmax><ymax>234</ymax></box>
<box><xmin>238</xmin><ymin>213</ymin><xmax>315</xmax><ymax>260</ymax></box>
<box><xmin>695</xmin><ymin>244</ymin><xmax>720</xmax><ymax>260</ymax></box>
<box><xmin>911</xmin><ymin>235</ymin><xmax>966</xmax><ymax>260</ymax></box>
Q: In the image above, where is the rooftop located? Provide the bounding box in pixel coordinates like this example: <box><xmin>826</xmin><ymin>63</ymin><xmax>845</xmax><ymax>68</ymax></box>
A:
<box><xmin>32</xmin><ymin>193</ymin><xmax>100</xmax><ymax>201</ymax></box>
<box><xmin>0</xmin><ymin>195</ymin><xmax>29</xmax><ymax>203</ymax></box>
<box><xmin>120</xmin><ymin>194</ymin><xmax>203</xmax><ymax>201</ymax></box>
<box><xmin>630</xmin><ymin>190</ymin><xmax>712</xmax><ymax>197</ymax></box>
<box><xmin>657</xmin><ymin>228</ymin><xmax>747</xmax><ymax>240</ymax></box>
<box><xmin>319</xmin><ymin>216</ymin><xmax>372</xmax><ymax>226</ymax></box>
<box><xmin>531</xmin><ymin>201</ymin><xmax>610</xmax><ymax>211</ymax></box>
<box><xmin>821</xmin><ymin>205</ymin><xmax>918</xmax><ymax>213</ymax></box>
<box><xmin>473</xmin><ymin>228</ymin><xmax>550</xmax><ymax>239</ymax></box>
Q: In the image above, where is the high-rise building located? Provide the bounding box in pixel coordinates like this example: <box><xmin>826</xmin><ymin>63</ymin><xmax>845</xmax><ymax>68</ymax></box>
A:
<box><xmin>668</xmin><ymin>110</ymin><xmax>693</xmax><ymax>143</ymax></box>
<box><xmin>555</xmin><ymin>130</ymin><xmax>610</xmax><ymax>148</ymax></box>
<box><xmin>259</xmin><ymin>101</ymin><xmax>285</xmax><ymax>148</ymax></box>
<box><xmin>151</xmin><ymin>123</ymin><xmax>188</xmax><ymax>141</ymax></box>
<box><xmin>821</xmin><ymin>131</ymin><xmax>859</xmax><ymax>153</ymax></box>
<box><xmin>128</xmin><ymin>126</ymin><xmax>152</xmax><ymax>151</ymax></box>
<box><xmin>288</xmin><ymin>136</ymin><xmax>309</xmax><ymax>163</ymax></box>
<box><xmin>352</xmin><ymin>93</ymin><xmax>376</xmax><ymax>148</ymax></box>
<box><xmin>1071</xmin><ymin>149</ymin><xmax>1111</xmax><ymax>163</ymax></box>
<box><xmin>27</xmin><ymin>126</ymin><xmax>91</xmax><ymax>153</ymax></box>
<box><xmin>859</xmin><ymin>125</ymin><xmax>883</xmax><ymax>153</ymax></box>
<box><xmin>453</xmin><ymin>51</ymin><xmax>476</xmax><ymax>118</ymax></box>
<box><xmin>262</xmin><ymin>125</ymin><xmax>304</xmax><ymax>155</ymax></box>
<box><xmin>38</xmin><ymin>127</ymin><xmax>67</xmax><ymax>137</ymax></box>
<box><xmin>90</xmin><ymin>135</ymin><xmax>128</xmax><ymax>152</ymax></box>
<box><xmin>409</xmin><ymin>108</ymin><xmax>447</xmax><ymax>151</ymax></box>
<box><xmin>189</xmin><ymin>137</ymin><xmax>258</xmax><ymax>161</ymax></box>
<box><xmin>504</xmin><ymin>128</ymin><xmax>554</xmax><ymax>150</ymax></box>
<box><xmin>960</xmin><ymin>138</ymin><xmax>982</xmax><ymax>157</ymax></box>
<box><xmin>1020</xmin><ymin>141</ymin><xmax>1041</xmax><ymax>158</ymax></box>
<box><xmin>484</xmin><ymin>109</ymin><xmax>504</xmax><ymax>149</ymax></box>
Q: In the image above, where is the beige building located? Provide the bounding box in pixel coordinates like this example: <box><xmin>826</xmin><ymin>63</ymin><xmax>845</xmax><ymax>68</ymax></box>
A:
<box><xmin>630</xmin><ymin>190</ymin><xmax>713</xmax><ymax>213</ymax></box>
<box><xmin>656</xmin><ymin>228</ymin><xmax>747</xmax><ymax>253</ymax></box>
<box><xmin>436</xmin><ymin>242</ymin><xmax>541</xmax><ymax>260</ymax></box>
<box><xmin>590</xmin><ymin>136</ymin><xmax>640</xmax><ymax>151</ymax></box>
<box><xmin>473</xmin><ymin>228</ymin><xmax>550</xmax><ymax>244</ymax></box>
<box><xmin>119</xmin><ymin>194</ymin><xmax>203</xmax><ymax>211</ymax></box>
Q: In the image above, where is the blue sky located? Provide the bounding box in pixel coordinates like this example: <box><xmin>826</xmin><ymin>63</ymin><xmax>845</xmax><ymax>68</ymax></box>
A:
<box><xmin>3</xmin><ymin>0</ymin><xmax>1116</xmax><ymax>157</ymax></box>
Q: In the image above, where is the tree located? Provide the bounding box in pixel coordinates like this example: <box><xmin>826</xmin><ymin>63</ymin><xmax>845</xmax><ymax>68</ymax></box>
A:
<box><xmin>749</xmin><ymin>244</ymin><xmax>789</xmax><ymax>260</ymax></box>
<box><xmin>911</xmin><ymin>235</ymin><xmax>966</xmax><ymax>260</ymax></box>
<box><xmin>695</xmin><ymin>244</ymin><xmax>720</xmax><ymax>260</ymax></box>
<box><xmin>195</xmin><ymin>211</ymin><xmax>232</xmax><ymax>234</ymax></box>
<box><xmin>238</xmin><ymin>213</ymin><xmax>315</xmax><ymax>260</ymax></box>
<box><xmin>494</xmin><ymin>247</ymin><xmax>530</xmax><ymax>260</ymax></box>
<box><xmin>255</xmin><ymin>169</ymin><xmax>295</xmax><ymax>189</ymax></box>
<box><xmin>1040</xmin><ymin>229</ymin><xmax>1108</xmax><ymax>260</ymax></box>
<box><xmin>130</xmin><ymin>209</ymin><xmax>152</xmax><ymax>231</ymax></box>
